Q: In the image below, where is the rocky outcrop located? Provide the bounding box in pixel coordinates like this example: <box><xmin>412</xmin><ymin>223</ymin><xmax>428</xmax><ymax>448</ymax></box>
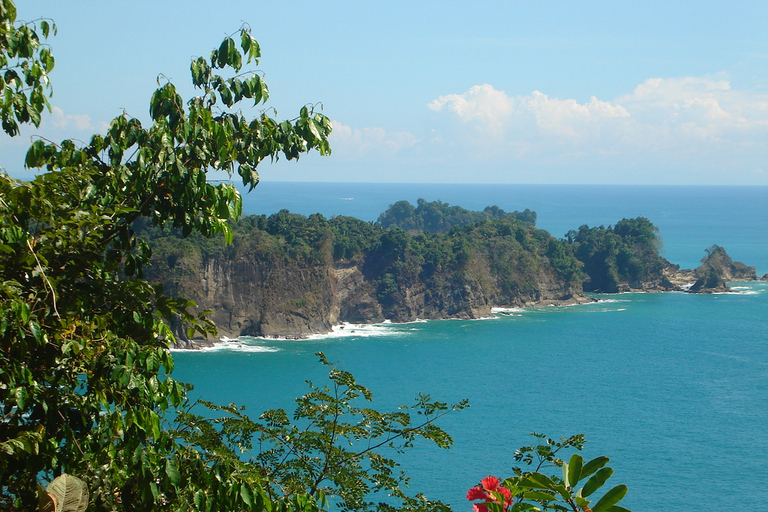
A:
<box><xmin>149</xmin><ymin>240</ymin><xmax>340</xmax><ymax>341</ymax></box>
<box><xmin>144</xmin><ymin>213</ymin><xmax>758</xmax><ymax>346</ymax></box>
<box><xmin>686</xmin><ymin>245</ymin><xmax>757</xmax><ymax>294</ymax></box>
<box><xmin>151</xmin><ymin>242</ymin><xmax>588</xmax><ymax>345</ymax></box>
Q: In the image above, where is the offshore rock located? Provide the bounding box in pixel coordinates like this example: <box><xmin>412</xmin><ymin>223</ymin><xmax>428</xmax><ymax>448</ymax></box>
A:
<box><xmin>686</xmin><ymin>245</ymin><xmax>757</xmax><ymax>294</ymax></box>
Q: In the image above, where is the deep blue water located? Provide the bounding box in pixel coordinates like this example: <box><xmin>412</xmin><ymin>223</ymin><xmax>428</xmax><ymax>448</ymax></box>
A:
<box><xmin>173</xmin><ymin>184</ymin><xmax>768</xmax><ymax>512</ymax></box>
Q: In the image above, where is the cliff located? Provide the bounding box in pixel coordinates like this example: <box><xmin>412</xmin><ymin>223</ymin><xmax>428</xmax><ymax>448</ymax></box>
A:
<box><xmin>143</xmin><ymin>208</ymin><xmax>586</xmax><ymax>343</ymax></box>
<box><xmin>141</xmin><ymin>206</ymin><xmax>757</xmax><ymax>346</ymax></box>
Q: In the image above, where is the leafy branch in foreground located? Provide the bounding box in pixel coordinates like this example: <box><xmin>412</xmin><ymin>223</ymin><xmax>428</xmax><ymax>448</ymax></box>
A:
<box><xmin>468</xmin><ymin>434</ymin><xmax>631</xmax><ymax>512</ymax></box>
<box><xmin>0</xmin><ymin>0</ymin><xmax>56</xmax><ymax>135</ymax></box>
<box><xmin>0</xmin><ymin>1</ymin><xmax>331</xmax><ymax>508</ymax></box>
<box><xmin>176</xmin><ymin>352</ymin><xmax>469</xmax><ymax>512</ymax></box>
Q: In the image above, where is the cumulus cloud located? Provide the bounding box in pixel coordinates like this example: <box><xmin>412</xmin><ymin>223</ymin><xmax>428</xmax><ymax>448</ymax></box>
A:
<box><xmin>429</xmin><ymin>84</ymin><xmax>514</xmax><ymax>135</ymax></box>
<box><xmin>615</xmin><ymin>76</ymin><xmax>767</xmax><ymax>143</ymax></box>
<box><xmin>46</xmin><ymin>106</ymin><xmax>93</xmax><ymax>131</ymax></box>
<box><xmin>427</xmin><ymin>77</ymin><xmax>768</xmax><ymax>163</ymax></box>
<box><xmin>429</xmin><ymin>84</ymin><xmax>631</xmax><ymax>142</ymax></box>
<box><xmin>523</xmin><ymin>91</ymin><xmax>629</xmax><ymax>138</ymax></box>
<box><xmin>329</xmin><ymin>120</ymin><xmax>419</xmax><ymax>158</ymax></box>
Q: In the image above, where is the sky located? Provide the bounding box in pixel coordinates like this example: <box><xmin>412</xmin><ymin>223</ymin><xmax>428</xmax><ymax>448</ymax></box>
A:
<box><xmin>3</xmin><ymin>0</ymin><xmax>767</xmax><ymax>185</ymax></box>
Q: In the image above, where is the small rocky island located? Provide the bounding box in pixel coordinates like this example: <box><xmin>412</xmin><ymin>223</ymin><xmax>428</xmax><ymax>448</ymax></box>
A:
<box><xmin>139</xmin><ymin>200</ymin><xmax>761</xmax><ymax>348</ymax></box>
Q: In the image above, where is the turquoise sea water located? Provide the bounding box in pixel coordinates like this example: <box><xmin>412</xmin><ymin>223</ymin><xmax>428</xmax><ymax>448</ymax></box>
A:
<box><xmin>173</xmin><ymin>184</ymin><xmax>768</xmax><ymax>512</ymax></box>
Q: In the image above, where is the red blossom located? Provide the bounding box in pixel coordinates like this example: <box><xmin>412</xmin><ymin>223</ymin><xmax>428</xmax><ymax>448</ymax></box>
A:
<box><xmin>467</xmin><ymin>487</ymin><xmax>488</xmax><ymax>501</ymax></box>
<box><xmin>467</xmin><ymin>476</ymin><xmax>514</xmax><ymax>512</ymax></box>
<box><xmin>481</xmin><ymin>476</ymin><xmax>501</xmax><ymax>491</ymax></box>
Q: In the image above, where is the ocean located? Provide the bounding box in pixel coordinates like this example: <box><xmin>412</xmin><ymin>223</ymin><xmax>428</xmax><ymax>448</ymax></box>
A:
<box><xmin>172</xmin><ymin>183</ymin><xmax>768</xmax><ymax>512</ymax></box>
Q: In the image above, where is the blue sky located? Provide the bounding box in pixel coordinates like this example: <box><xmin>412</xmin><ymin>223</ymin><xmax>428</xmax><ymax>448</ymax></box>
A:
<box><xmin>4</xmin><ymin>0</ymin><xmax>767</xmax><ymax>184</ymax></box>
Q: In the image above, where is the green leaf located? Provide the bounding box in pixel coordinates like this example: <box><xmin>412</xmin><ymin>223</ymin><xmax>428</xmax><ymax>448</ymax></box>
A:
<box><xmin>581</xmin><ymin>467</ymin><xmax>613</xmax><ymax>497</ymax></box>
<box><xmin>240</xmin><ymin>484</ymin><xmax>252</xmax><ymax>507</ymax></box>
<box><xmin>240</xmin><ymin>30</ymin><xmax>251</xmax><ymax>57</ymax></box>
<box><xmin>581</xmin><ymin>456</ymin><xmax>610</xmax><ymax>479</ymax></box>
<box><xmin>165</xmin><ymin>459</ymin><xmax>181</xmax><ymax>486</ymax></box>
<box><xmin>29</xmin><ymin>320</ymin><xmax>42</xmax><ymax>342</ymax></box>
<box><xmin>522</xmin><ymin>490</ymin><xmax>555</xmax><ymax>501</ymax></box>
<box><xmin>194</xmin><ymin>490</ymin><xmax>205</xmax><ymax>510</ymax></box>
<box><xmin>46</xmin><ymin>474</ymin><xmax>89</xmax><ymax>512</ymax></box>
<box><xmin>217</xmin><ymin>37</ymin><xmax>240</xmax><ymax>70</ymax></box>
<box><xmin>19</xmin><ymin>302</ymin><xmax>30</xmax><ymax>324</ymax></box>
<box><xmin>15</xmin><ymin>387</ymin><xmax>28</xmax><ymax>410</ymax></box>
<box><xmin>521</xmin><ymin>472</ymin><xmax>558</xmax><ymax>491</ymax></box>
<box><xmin>591</xmin><ymin>485</ymin><xmax>628</xmax><ymax>512</ymax></box>
<box><xmin>567</xmin><ymin>453</ymin><xmax>583</xmax><ymax>488</ymax></box>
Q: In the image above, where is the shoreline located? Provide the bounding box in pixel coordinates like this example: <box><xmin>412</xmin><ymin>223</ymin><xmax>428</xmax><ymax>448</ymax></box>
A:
<box><xmin>172</xmin><ymin>293</ymin><xmax>599</xmax><ymax>349</ymax></box>
<box><xmin>172</xmin><ymin>280</ymin><xmax>766</xmax><ymax>350</ymax></box>
<box><xmin>172</xmin><ymin>279</ymin><xmax>767</xmax><ymax>350</ymax></box>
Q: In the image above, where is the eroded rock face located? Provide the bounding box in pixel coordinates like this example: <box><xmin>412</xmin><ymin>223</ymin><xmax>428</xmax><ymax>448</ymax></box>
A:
<box><xmin>333</xmin><ymin>265</ymin><xmax>384</xmax><ymax>324</ymax></box>
<box><xmin>159</xmin><ymin>249</ymin><xmax>338</xmax><ymax>340</ymax></box>
<box><xmin>146</xmin><ymin>221</ymin><xmax>756</xmax><ymax>344</ymax></box>
<box><xmin>156</xmin><ymin>246</ymin><xmax>588</xmax><ymax>343</ymax></box>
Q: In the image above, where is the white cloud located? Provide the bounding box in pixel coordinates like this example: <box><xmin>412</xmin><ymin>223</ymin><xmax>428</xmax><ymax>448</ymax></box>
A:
<box><xmin>46</xmin><ymin>106</ymin><xmax>93</xmax><ymax>131</ymax></box>
<box><xmin>429</xmin><ymin>84</ymin><xmax>514</xmax><ymax>135</ymax></box>
<box><xmin>425</xmin><ymin>77</ymin><xmax>768</xmax><ymax>170</ymax></box>
<box><xmin>428</xmin><ymin>84</ymin><xmax>630</xmax><ymax>140</ymax></box>
<box><xmin>329</xmin><ymin>121</ymin><xmax>418</xmax><ymax>158</ymax></box>
<box><xmin>615</xmin><ymin>76</ymin><xmax>767</xmax><ymax>143</ymax></box>
<box><xmin>523</xmin><ymin>90</ymin><xmax>629</xmax><ymax>138</ymax></box>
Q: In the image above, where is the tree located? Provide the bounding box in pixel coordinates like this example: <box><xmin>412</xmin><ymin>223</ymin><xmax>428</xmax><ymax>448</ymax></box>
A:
<box><xmin>0</xmin><ymin>1</ymin><xmax>334</xmax><ymax>508</ymax></box>
<box><xmin>0</xmin><ymin>0</ymin><xmax>55</xmax><ymax>136</ymax></box>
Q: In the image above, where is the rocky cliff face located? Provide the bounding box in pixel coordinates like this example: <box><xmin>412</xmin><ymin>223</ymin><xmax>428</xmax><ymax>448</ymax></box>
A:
<box><xmin>145</xmin><ymin>212</ymin><xmax>758</xmax><ymax>345</ymax></box>
<box><xmin>150</xmin><ymin>239</ymin><xmax>586</xmax><ymax>343</ymax></box>
<box><xmin>163</xmin><ymin>249</ymin><xmax>337</xmax><ymax>339</ymax></box>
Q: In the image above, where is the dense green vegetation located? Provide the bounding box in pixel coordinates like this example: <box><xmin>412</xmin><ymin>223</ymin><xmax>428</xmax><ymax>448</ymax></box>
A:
<box><xmin>566</xmin><ymin>217</ymin><xmax>667</xmax><ymax>292</ymax></box>
<box><xmin>142</xmin><ymin>204</ymin><xmax>591</xmax><ymax>323</ymax></box>
<box><xmin>377</xmin><ymin>198</ymin><xmax>536</xmax><ymax>233</ymax></box>
<box><xmin>145</xmin><ymin>203</ymin><xmax>665</xmax><ymax>315</ymax></box>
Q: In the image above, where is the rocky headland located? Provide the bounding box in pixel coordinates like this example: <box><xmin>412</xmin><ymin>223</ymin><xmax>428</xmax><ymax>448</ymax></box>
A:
<box><xmin>139</xmin><ymin>201</ymin><xmax>760</xmax><ymax>349</ymax></box>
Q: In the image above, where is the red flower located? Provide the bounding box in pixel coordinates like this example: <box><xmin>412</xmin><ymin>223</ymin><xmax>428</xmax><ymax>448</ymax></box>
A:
<box><xmin>481</xmin><ymin>476</ymin><xmax>501</xmax><ymax>491</ymax></box>
<box><xmin>467</xmin><ymin>476</ymin><xmax>514</xmax><ymax>512</ymax></box>
<box><xmin>467</xmin><ymin>486</ymin><xmax>488</xmax><ymax>501</ymax></box>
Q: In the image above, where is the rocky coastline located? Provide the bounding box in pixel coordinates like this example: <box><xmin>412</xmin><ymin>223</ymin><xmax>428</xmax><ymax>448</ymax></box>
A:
<box><xmin>169</xmin><ymin>250</ymin><xmax>760</xmax><ymax>350</ymax></box>
<box><xmin>139</xmin><ymin>206</ymin><xmax>760</xmax><ymax>350</ymax></box>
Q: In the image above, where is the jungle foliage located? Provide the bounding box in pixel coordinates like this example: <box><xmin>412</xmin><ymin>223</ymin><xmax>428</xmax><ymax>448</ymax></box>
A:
<box><xmin>144</xmin><ymin>203</ymin><xmax>664</xmax><ymax>313</ymax></box>
<box><xmin>377</xmin><ymin>199</ymin><xmax>536</xmax><ymax>234</ymax></box>
<box><xmin>141</xmin><ymin>204</ymin><xmax>586</xmax><ymax>315</ymax></box>
<box><xmin>566</xmin><ymin>217</ymin><xmax>666</xmax><ymax>292</ymax></box>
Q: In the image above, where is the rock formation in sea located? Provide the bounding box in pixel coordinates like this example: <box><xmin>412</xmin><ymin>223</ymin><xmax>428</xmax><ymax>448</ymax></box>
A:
<box><xmin>139</xmin><ymin>204</ymin><xmax>758</xmax><ymax>346</ymax></box>
<box><xmin>686</xmin><ymin>245</ymin><xmax>757</xmax><ymax>293</ymax></box>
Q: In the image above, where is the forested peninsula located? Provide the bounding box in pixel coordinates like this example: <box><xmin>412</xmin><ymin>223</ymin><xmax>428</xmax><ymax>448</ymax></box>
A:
<box><xmin>141</xmin><ymin>199</ymin><xmax>759</xmax><ymax>346</ymax></box>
